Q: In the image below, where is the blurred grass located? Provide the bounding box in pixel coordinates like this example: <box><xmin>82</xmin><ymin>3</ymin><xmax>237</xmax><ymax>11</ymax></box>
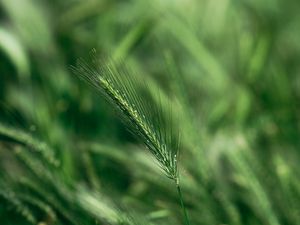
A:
<box><xmin>0</xmin><ymin>0</ymin><xmax>300</xmax><ymax>225</ymax></box>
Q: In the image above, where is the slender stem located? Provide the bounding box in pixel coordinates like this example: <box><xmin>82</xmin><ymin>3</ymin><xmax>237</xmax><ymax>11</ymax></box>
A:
<box><xmin>176</xmin><ymin>179</ymin><xmax>191</xmax><ymax>225</ymax></box>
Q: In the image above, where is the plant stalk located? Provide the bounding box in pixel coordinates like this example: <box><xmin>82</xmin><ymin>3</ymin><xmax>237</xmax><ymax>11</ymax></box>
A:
<box><xmin>176</xmin><ymin>179</ymin><xmax>191</xmax><ymax>225</ymax></box>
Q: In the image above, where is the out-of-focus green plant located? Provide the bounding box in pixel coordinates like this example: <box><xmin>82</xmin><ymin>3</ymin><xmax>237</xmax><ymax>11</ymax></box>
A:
<box><xmin>1</xmin><ymin>0</ymin><xmax>300</xmax><ymax>225</ymax></box>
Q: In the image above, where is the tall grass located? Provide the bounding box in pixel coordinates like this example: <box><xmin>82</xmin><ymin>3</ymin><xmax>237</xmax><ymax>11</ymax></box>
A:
<box><xmin>72</xmin><ymin>51</ymin><xmax>190</xmax><ymax>224</ymax></box>
<box><xmin>0</xmin><ymin>0</ymin><xmax>300</xmax><ymax>225</ymax></box>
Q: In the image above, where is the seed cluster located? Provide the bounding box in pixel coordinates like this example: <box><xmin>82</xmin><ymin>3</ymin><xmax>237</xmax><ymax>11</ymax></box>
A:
<box><xmin>72</xmin><ymin>52</ymin><xmax>179</xmax><ymax>180</ymax></box>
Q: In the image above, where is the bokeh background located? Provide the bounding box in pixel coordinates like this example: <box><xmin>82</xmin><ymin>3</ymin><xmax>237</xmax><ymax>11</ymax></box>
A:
<box><xmin>0</xmin><ymin>0</ymin><xmax>300</xmax><ymax>224</ymax></box>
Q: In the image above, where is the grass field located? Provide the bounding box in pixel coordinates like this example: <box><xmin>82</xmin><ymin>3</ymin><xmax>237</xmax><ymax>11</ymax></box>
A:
<box><xmin>0</xmin><ymin>0</ymin><xmax>300</xmax><ymax>224</ymax></box>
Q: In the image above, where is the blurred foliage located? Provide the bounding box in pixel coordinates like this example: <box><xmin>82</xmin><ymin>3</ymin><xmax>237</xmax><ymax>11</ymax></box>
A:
<box><xmin>0</xmin><ymin>0</ymin><xmax>300</xmax><ymax>225</ymax></box>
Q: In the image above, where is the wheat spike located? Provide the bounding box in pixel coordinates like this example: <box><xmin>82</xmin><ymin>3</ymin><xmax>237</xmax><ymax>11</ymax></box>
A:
<box><xmin>71</xmin><ymin>50</ymin><xmax>179</xmax><ymax>181</ymax></box>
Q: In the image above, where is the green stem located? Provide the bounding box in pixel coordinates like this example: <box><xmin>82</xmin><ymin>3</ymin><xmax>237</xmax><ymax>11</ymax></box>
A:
<box><xmin>176</xmin><ymin>180</ymin><xmax>191</xmax><ymax>225</ymax></box>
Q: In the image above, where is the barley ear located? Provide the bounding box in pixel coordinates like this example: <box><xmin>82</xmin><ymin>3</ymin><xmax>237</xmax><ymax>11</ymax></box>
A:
<box><xmin>71</xmin><ymin>50</ymin><xmax>179</xmax><ymax>181</ymax></box>
<box><xmin>72</xmin><ymin>50</ymin><xmax>191</xmax><ymax>225</ymax></box>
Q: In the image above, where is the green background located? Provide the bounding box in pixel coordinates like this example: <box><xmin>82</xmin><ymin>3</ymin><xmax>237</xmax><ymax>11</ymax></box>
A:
<box><xmin>0</xmin><ymin>0</ymin><xmax>300</xmax><ymax>224</ymax></box>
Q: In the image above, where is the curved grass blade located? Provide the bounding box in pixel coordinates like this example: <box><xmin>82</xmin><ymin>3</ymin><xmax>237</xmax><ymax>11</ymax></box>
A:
<box><xmin>0</xmin><ymin>123</ymin><xmax>59</xmax><ymax>166</ymax></box>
